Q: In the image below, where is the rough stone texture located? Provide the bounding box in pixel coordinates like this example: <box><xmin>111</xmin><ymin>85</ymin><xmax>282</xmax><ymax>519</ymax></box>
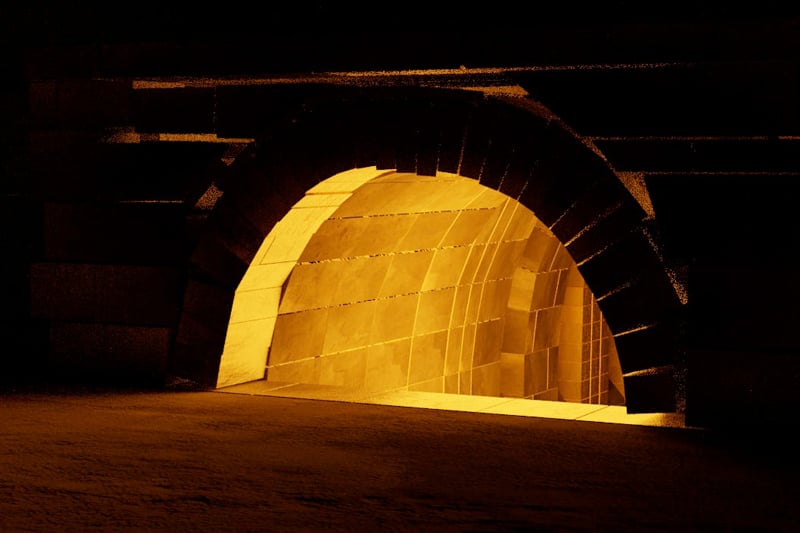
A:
<box><xmin>613</xmin><ymin>321</ymin><xmax>683</xmax><ymax>375</ymax></box>
<box><xmin>48</xmin><ymin>322</ymin><xmax>171</xmax><ymax>384</ymax></box>
<box><xmin>565</xmin><ymin>198</ymin><xmax>648</xmax><ymax>264</ymax></box>
<box><xmin>577</xmin><ymin>229</ymin><xmax>665</xmax><ymax>299</ymax></box>
<box><xmin>550</xmin><ymin>177</ymin><xmax>638</xmax><ymax>245</ymax></box>
<box><xmin>597</xmin><ymin>275</ymin><xmax>683</xmax><ymax>335</ymax></box>
<box><xmin>42</xmin><ymin>202</ymin><xmax>189</xmax><ymax>265</ymax></box>
<box><xmin>515</xmin><ymin>123</ymin><xmax>601</xmax><ymax>227</ymax></box>
<box><xmin>29</xmin><ymin>263</ymin><xmax>184</xmax><ymax>326</ymax></box>
<box><xmin>28</xmin><ymin>79</ymin><xmax>130</xmax><ymax>129</ymax></box>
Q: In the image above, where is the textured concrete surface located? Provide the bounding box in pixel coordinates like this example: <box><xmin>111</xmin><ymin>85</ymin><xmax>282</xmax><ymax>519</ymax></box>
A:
<box><xmin>2</xmin><ymin>389</ymin><xmax>797</xmax><ymax>532</ymax></box>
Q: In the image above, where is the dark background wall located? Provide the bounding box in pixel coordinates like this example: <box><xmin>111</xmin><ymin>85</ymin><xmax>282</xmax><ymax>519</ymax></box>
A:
<box><xmin>2</xmin><ymin>2</ymin><xmax>800</xmax><ymax>429</ymax></box>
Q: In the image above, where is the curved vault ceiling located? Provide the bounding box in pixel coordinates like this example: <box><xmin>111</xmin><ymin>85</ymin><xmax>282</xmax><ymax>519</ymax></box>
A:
<box><xmin>217</xmin><ymin>167</ymin><xmax>625</xmax><ymax>406</ymax></box>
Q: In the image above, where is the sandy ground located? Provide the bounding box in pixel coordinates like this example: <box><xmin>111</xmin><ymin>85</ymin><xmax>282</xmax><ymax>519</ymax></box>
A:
<box><xmin>1</xmin><ymin>389</ymin><xmax>798</xmax><ymax>532</ymax></box>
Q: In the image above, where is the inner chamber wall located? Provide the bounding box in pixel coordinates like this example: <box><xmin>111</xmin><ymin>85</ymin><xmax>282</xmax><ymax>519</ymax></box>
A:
<box><xmin>218</xmin><ymin>168</ymin><xmax>625</xmax><ymax>405</ymax></box>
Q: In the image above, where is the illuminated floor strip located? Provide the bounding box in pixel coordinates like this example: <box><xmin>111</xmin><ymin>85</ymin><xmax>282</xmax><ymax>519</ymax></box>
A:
<box><xmin>215</xmin><ymin>380</ymin><xmax>693</xmax><ymax>429</ymax></box>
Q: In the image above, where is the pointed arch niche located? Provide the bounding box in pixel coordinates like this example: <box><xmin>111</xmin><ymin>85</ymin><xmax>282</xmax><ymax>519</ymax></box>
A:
<box><xmin>216</xmin><ymin>167</ymin><xmax>626</xmax><ymax>406</ymax></box>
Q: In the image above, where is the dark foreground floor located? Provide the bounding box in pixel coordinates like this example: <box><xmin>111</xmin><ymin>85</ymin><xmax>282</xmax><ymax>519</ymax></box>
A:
<box><xmin>1</xmin><ymin>390</ymin><xmax>798</xmax><ymax>532</ymax></box>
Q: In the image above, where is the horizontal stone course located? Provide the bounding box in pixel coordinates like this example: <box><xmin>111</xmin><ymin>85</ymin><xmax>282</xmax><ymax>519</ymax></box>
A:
<box><xmin>29</xmin><ymin>262</ymin><xmax>184</xmax><ymax>326</ymax></box>
<box><xmin>48</xmin><ymin>321</ymin><xmax>170</xmax><ymax>383</ymax></box>
<box><xmin>42</xmin><ymin>202</ymin><xmax>189</xmax><ymax>264</ymax></box>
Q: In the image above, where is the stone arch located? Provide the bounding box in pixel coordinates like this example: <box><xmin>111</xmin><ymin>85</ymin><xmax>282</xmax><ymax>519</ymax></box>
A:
<box><xmin>173</xmin><ymin>85</ymin><xmax>683</xmax><ymax>412</ymax></box>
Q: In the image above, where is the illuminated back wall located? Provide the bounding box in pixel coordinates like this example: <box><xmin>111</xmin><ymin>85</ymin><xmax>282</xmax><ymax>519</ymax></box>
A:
<box><xmin>217</xmin><ymin>168</ymin><xmax>625</xmax><ymax>405</ymax></box>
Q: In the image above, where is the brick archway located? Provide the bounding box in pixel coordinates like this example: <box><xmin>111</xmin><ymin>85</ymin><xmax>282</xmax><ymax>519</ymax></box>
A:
<box><xmin>174</xmin><ymin>86</ymin><xmax>683</xmax><ymax>412</ymax></box>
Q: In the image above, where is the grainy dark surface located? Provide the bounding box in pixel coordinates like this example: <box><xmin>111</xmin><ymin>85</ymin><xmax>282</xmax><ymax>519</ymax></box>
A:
<box><xmin>1</xmin><ymin>390</ymin><xmax>797</xmax><ymax>532</ymax></box>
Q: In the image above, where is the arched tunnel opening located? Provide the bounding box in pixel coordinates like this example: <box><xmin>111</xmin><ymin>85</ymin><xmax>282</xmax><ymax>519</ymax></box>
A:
<box><xmin>216</xmin><ymin>167</ymin><xmax>627</xmax><ymax>408</ymax></box>
<box><xmin>168</xmin><ymin>88</ymin><xmax>685</xmax><ymax>417</ymax></box>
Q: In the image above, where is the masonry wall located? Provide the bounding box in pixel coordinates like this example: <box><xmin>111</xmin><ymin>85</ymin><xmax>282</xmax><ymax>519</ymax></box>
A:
<box><xmin>0</xmin><ymin>75</ymin><xmax>683</xmax><ymax>410</ymax></box>
<box><xmin>6</xmin><ymin>33</ymin><xmax>800</xmax><ymax>428</ymax></box>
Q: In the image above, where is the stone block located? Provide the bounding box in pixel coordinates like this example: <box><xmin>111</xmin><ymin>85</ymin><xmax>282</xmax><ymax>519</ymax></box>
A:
<box><xmin>444</xmin><ymin>327</ymin><xmax>465</xmax><ymax>376</ymax></box>
<box><xmin>532</xmin><ymin>306</ymin><xmax>562</xmax><ymax>351</ymax></box>
<box><xmin>30</xmin><ymin>79</ymin><xmax>129</xmax><ymax>128</ymax></box>
<box><xmin>529</xmin><ymin>349</ymin><xmax>551</xmax><ymax>395</ymax></box>
<box><xmin>409</xmin><ymin>330</ymin><xmax>447</xmax><ymax>384</ymax></box>
<box><xmin>174</xmin><ymin>311</ymin><xmax>228</xmax><ymax>348</ymax></box>
<box><xmin>408</xmin><ymin>377</ymin><xmax>444</xmax><ymax>393</ymax></box>
<box><xmin>519</xmin><ymin>225</ymin><xmax>560</xmax><ymax>273</ymax></box>
<box><xmin>204</xmin><ymin>201</ymin><xmax>265</xmax><ymax>266</ymax></box>
<box><xmin>459</xmin><ymin>369</ymin><xmax>473</xmax><ymax>395</ymax></box>
<box><xmin>597</xmin><ymin>274</ymin><xmax>683</xmax><ymax>336</ymax></box>
<box><xmin>416</xmin><ymin>287</ymin><xmax>456</xmax><ymax>335</ymax></box>
<box><xmin>379</xmin><ymin>251</ymin><xmax>433</xmax><ymax>298</ymax></box>
<box><xmin>577</xmin><ymin>229</ymin><xmax>665</xmax><ymax>299</ymax></box>
<box><xmin>486</xmin><ymin>240</ymin><xmax>525</xmax><ymax>281</ymax></box>
<box><xmin>534</xmin><ymin>388</ymin><xmax>559</xmax><ymax>401</ymax></box>
<box><xmin>474</xmin><ymin>242</ymin><xmax>500</xmax><ymax>282</ymax></box>
<box><xmin>278</xmin><ymin>262</ymin><xmax>339</xmax><ymax>313</ymax></box>
<box><xmin>500</xmin><ymin>352</ymin><xmax>526</xmax><ymax>397</ymax></box>
<box><xmin>435</xmin><ymin>97</ymin><xmax>476</xmax><ymax>175</ymax></box>
<box><xmin>550</xmin><ymin>170</ymin><xmax>638</xmax><ymax>244</ymax></box>
<box><xmin>444</xmin><ymin>373</ymin><xmax>460</xmax><ymax>394</ymax></box>
<box><xmin>516</xmin><ymin>123</ymin><xmax>603</xmax><ymax>227</ymax></box>
<box><xmin>459</xmin><ymin>103</ymin><xmax>496</xmax><ymax>180</ymax></box>
<box><xmin>460</xmin><ymin>323</ymin><xmax>477</xmax><ymax>371</ymax></box>
<box><xmin>531</xmin><ymin>270</ymin><xmax>560</xmax><ymax>310</ymax></box>
<box><xmin>42</xmin><ymin>202</ymin><xmax>189</xmax><ymax>264</ymax></box>
<box><xmin>29</xmin><ymin>263</ymin><xmax>184</xmax><ymax>326</ymax></box>
<box><xmin>471</xmin><ymin>361</ymin><xmax>501</xmax><ymax>397</ymax></box>
<box><xmin>302</xmin><ymin>216</ymin><xmax>412</xmax><ymax>261</ymax></box>
<box><xmin>323</xmin><ymin>301</ymin><xmax>376</xmax><ymax>354</ymax></box>
<box><xmin>217</xmin><ymin>313</ymin><xmax>275</xmax><ymax>385</ymax></box>
<box><xmin>317</xmin><ymin>348</ymin><xmax>368</xmax><ymax>388</ymax></box>
<box><xmin>473</xmin><ymin>319</ymin><xmax>504</xmax><ymax>367</ymax></box>
<box><xmin>228</xmin><ymin>287</ymin><xmax>282</xmax><ymax>324</ymax></box>
<box><xmin>189</xmin><ymin>232</ymin><xmax>249</xmax><ymax>289</ymax></box>
<box><xmin>393</xmin><ymin>107</ymin><xmax>419</xmax><ymax>175</ymax></box>
<box><xmin>479</xmin><ymin>278</ymin><xmax>512</xmax><ymax>322</ymax></box>
<box><xmin>332</xmin><ymin>255</ymin><xmax>392</xmax><ymax>306</ymax></box>
<box><xmin>422</xmin><ymin>246</ymin><xmax>471</xmax><ymax>292</ymax></box>
<box><xmin>613</xmin><ymin>321</ymin><xmax>681</xmax><ymax>375</ymax></box>
<box><xmin>565</xmin><ymin>198</ymin><xmax>648</xmax><ymax>264</ymax></box>
<box><xmin>501</xmin><ymin>308</ymin><xmax>533</xmax><ymax>354</ymax></box>
<box><xmin>440</xmin><ymin>209</ymin><xmax>498</xmax><ymax>248</ymax></box>
<box><xmin>371</xmin><ymin>293</ymin><xmax>418</xmax><ymax>343</ymax></box>
<box><xmin>550</xmin><ymin>246</ymin><xmax>575</xmax><ymax>271</ymax></box>
<box><xmin>365</xmin><ymin>338</ymin><xmax>411</xmax><ymax>393</ymax></box>
<box><xmin>267</xmin><ymin>357</ymin><xmax>319</xmax><ymax>385</ymax></box>
<box><xmin>48</xmin><ymin>322</ymin><xmax>170</xmax><ymax>384</ymax></box>
<box><xmin>270</xmin><ymin>308</ymin><xmax>328</xmax><ymax>364</ymax></box>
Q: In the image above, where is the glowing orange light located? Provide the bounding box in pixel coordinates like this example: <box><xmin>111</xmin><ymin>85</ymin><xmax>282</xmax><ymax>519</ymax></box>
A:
<box><xmin>217</xmin><ymin>168</ymin><xmax>625</xmax><ymax>406</ymax></box>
